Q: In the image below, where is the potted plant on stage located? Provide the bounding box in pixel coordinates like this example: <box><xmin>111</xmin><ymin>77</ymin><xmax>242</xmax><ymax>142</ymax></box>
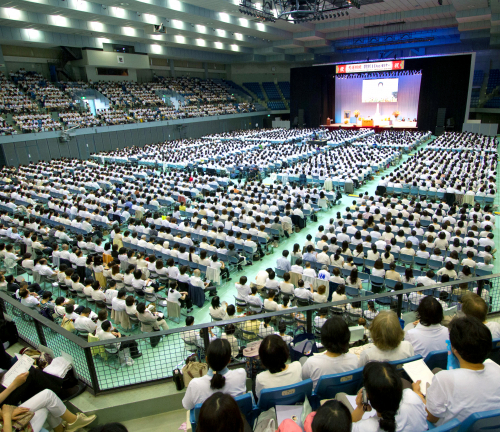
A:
<box><xmin>393</xmin><ymin>111</ymin><xmax>400</xmax><ymax>121</ymax></box>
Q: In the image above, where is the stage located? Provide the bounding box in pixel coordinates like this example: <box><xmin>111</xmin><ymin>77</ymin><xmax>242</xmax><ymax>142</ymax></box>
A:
<box><xmin>322</xmin><ymin>123</ymin><xmax>418</xmax><ymax>132</ymax></box>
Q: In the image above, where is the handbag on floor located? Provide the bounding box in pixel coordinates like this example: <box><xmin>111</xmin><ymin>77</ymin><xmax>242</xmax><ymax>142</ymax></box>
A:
<box><xmin>182</xmin><ymin>354</ymin><xmax>208</xmax><ymax>387</ymax></box>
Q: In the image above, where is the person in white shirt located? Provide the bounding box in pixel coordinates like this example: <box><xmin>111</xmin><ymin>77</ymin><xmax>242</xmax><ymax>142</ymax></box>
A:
<box><xmin>404</xmin><ymin>296</ymin><xmax>449</xmax><ymax>357</ymax></box>
<box><xmin>235</xmin><ymin>276</ymin><xmax>251</xmax><ymax>300</ymax></box>
<box><xmin>302</xmin><ymin>316</ymin><xmax>358</xmax><ymax>388</ymax></box>
<box><xmin>255</xmin><ymin>334</ymin><xmax>302</xmax><ymax>399</ymax></box>
<box><xmin>294</xmin><ymin>279</ymin><xmax>313</xmax><ymax>301</ymax></box>
<box><xmin>209</xmin><ymin>296</ymin><xmax>228</xmax><ymax>321</ymax></box>
<box><xmin>417</xmin><ymin>316</ymin><xmax>500</xmax><ymax>427</ymax></box>
<box><xmin>99</xmin><ymin>320</ymin><xmax>141</xmax><ymax>362</ymax></box>
<box><xmin>359</xmin><ymin>310</ymin><xmax>415</xmax><ymax>367</ymax></box>
<box><xmin>20</xmin><ymin>289</ymin><xmax>40</xmax><ymax>308</ymax></box>
<box><xmin>182</xmin><ymin>339</ymin><xmax>246</xmax><ymax>410</ymax></box>
<box><xmin>346</xmin><ymin>361</ymin><xmax>427</xmax><ymax>432</ymax></box>
<box><xmin>74</xmin><ymin>307</ymin><xmax>97</xmax><ymax>334</ymax></box>
<box><xmin>462</xmin><ymin>292</ymin><xmax>500</xmax><ymax>339</ymax></box>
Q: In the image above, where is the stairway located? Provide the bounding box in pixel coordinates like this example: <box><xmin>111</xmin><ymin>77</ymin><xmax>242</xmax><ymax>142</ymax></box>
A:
<box><xmin>276</xmin><ymin>86</ymin><xmax>289</xmax><ymax>109</ymax></box>
<box><xmin>243</xmin><ymin>87</ymin><xmax>267</xmax><ymax>109</ymax></box>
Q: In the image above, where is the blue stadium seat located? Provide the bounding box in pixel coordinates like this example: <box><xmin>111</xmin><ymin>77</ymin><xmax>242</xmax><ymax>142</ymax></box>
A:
<box><xmin>190</xmin><ymin>393</ymin><xmax>254</xmax><ymax>430</ymax></box>
<box><xmin>311</xmin><ymin>367</ymin><xmax>364</xmax><ymax>409</ymax></box>
<box><xmin>257</xmin><ymin>379</ymin><xmax>313</xmax><ymax>411</ymax></box>
<box><xmin>424</xmin><ymin>350</ymin><xmax>448</xmax><ymax>371</ymax></box>
<box><xmin>457</xmin><ymin>409</ymin><xmax>500</xmax><ymax>432</ymax></box>
<box><xmin>427</xmin><ymin>419</ymin><xmax>461</xmax><ymax>431</ymax></box>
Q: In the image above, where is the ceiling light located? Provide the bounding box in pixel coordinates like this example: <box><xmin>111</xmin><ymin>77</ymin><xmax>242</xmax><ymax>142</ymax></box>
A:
<box><xmin>196</xmin><ymin>38</ymin><xmax>206</xmax><ymax>46</ymax></box>
<box><xmin>123</xmin><ymin>26</ymin><xmax>135</xmax><ymax>36</ymax></box>
<box><xmin>90</xmin><ymin>21</ymin><xmax>103</xmax><ymax>31</ymax></box>
<box><xmin>219</xmin><ymin>12</ymin><xmax>230</xmax><ymax>22</ymax></box>
<box><xmin>5</xmin><ymin>8</ymin><xmax>21</xmax><ymax>20</ymax></box>
<box><xmin>215</xmin><ymin>41</ymin><xmax>223</xmax><ymax>49</ymax></box>
<box><xmin>175</xmin><ymin>35</ymin><xmax>185</xmax><ymax>43</ymax></box>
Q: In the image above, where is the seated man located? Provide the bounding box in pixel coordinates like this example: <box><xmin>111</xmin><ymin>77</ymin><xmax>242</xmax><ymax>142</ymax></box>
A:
<box><xmin>413</xmin><ymin>316</ymin><xmax>500</xmax><ymax>425</ymax></box>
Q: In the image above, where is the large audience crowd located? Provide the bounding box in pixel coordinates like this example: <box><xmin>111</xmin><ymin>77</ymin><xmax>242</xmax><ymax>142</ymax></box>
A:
<box><xmin>0</xmin><ymin>71</ymin><xmax>258</xmax><ymax>134</ymax></box>
<box><xmin>0</xmin><ymin>128</ymin><xmax>498</xmax><ymax>432</ymax></box>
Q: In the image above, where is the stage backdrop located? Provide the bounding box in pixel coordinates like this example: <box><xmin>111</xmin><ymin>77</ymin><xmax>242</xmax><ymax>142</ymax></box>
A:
<box><xmin>290</xmin><ymin>54</ymin><xmax>472</xmax><ymax>132</ymax></box>
<box><xmin>334</xmin><ymin>74</ymin><xmax>422</xmax><ymax>124</ymax></box>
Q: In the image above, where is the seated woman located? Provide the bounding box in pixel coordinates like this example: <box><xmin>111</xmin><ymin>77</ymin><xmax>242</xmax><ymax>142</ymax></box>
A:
<box><xmin>196</xmin><ymin>392</ymin><xmax>246</xmax><ymax>432</ymax></box>
<box><xmin>358</xmin><ymin>310</ymin><xmax>415</xmax><ymax>367</ymax></box>
<box><xmin>209</xmin><ymin>296</ymin><xmax>228</xmax><ymax>321</ymax></box>
<box><xmin>0</xmin><ymin>389</ymin><xmax>96</xmax><ymax>432</ymax></box>
<box><xmin>404</xmin><ymin>296</ymin><xmax>448</xmax><ymax>357</ymax></box>
<box><xmin>182</xmin><ymin>339</ymin><xmax>246</xmax><ymax>410</ymax></box>
<box><xmin>338</xmin><ymin>362</ymin><xmax>427</xmax><ymax>432</ymax></box>
<box><xmin>255</xmin><ymin>334</ymin><xmax>302</xmax><ymax>399</ymax></box>
<box><xmin>302</xmin><ymin>317</ymin><xmax>358</xmax><ymax>389</ymax></box>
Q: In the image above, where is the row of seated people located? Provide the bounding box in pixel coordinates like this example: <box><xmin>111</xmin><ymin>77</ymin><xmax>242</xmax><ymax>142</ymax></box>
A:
<box><xmin>12</xmin><ymin>113</ymin><xmax>62</xmax><ymax>133</ymax></box>
<box><xmin>0</xmin><ymin>117</ymin><xmax>15</xmax><ymax>135</ymax></box>
<box><xmin>355</xmin><ymin>130</ymin><xmax>430</xmax><ymax>150</ymax></box>
<box><xmin>428</xmin><ymin>131</ymin><xmax>498</xmax><ymax>151</ymax></box>
<box><xmin>58</xmin><ymin>112</ymin><xmax>102</xmax><ymax>128</ymax></box>
<box><xmin>179</xmin><ymin>296</ymin><xmax>500</xmax><ymax>432</ymax></box>
<box><xmin>14</xmin><ymin>71</ymin><xmax>75</xmax><ymax>110</ymax></box>
<box><xmin>0</xmin><ymin>72</ymin><xmax>37</xmax><ymax>113</ymax></box>
<box><xmin>379</xmin><ymin>146</ymin><xmax>497</xmax><ymax>198</ymax></box>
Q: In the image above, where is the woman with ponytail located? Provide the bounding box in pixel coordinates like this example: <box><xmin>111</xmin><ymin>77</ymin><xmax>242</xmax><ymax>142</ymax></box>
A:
<box><xmin>182</xmin><ymin>339</ymin><xmax>246</xmax><ymax>410</ymax></box>
<box><xmin>347</xmin><ymin>362</ymin><xmax>427</xmax><ymax>432</ymax></box>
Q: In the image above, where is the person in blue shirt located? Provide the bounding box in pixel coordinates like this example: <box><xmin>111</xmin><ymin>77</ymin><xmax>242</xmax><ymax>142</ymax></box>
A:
<box><xmin>276</xmin><ymin>250</ymin><xmax>291</xmax><ymax>272</ymax></box>
<box><xmin>303</xmin><ymin>245</ymin><xmax>317</xmax><ymax>263</ymax></box>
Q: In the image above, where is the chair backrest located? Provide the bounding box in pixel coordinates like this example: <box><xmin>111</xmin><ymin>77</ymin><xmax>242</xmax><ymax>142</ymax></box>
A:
<box><xmin>458</xmin><ymin>409</ymin><xmax>500</xmax><ymax>432</ymax></box>
<box><xmin>314</xmin><ymin>368</ymin><xmax>364</xmax><ymax>401</ymax></box>
<box><xmin>424</xmin><ymin>350</ymin><xmax>448</xmax><ymax>371</ymax></box>
<box><xmin>193</xmin><ymin>393</ymin><xmax>253</xmax><ymax>425</ymax></box>
<box><xmin>388</xmin><ymin>354</ymin><xmax>423</xmax><ymax>369</ymax></box>
<box><xmin>430</xmin><ymin>419</ymin><xmax>461</xmax><ymax>432</ymax></box>
<box><xmin>258</xmin><ymin>379</ymin><xmax>313</xmax><ymax>411</ymax></box>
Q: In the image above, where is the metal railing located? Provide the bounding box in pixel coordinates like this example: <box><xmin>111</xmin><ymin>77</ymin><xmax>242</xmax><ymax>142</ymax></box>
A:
<box><xmin>1</xmin><ymin>273</ymin><xmax>499</xmax><ymax>395</ymax></box>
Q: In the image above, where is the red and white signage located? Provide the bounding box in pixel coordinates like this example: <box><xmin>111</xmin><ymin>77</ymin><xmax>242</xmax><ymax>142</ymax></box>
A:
<box><xmin>336</xmin><ymin>60</ymin><xmax>405</xmax><ymax>74</ymax></box>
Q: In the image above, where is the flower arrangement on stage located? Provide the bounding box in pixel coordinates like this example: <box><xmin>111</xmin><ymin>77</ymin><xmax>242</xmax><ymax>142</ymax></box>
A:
<box><xmin>344</xmin><ymin>119</ymin><xmax>349</xmax><ymax>124</ymax></box>
<box><xmin>393</xmin><ymin>111</ymin><xmax>400</xmax><ymax>118</ymax></box>
<box><xmin>354</xmin><ymin>110</ymin><xmax>360</xmax><ymax>118</ymax></box>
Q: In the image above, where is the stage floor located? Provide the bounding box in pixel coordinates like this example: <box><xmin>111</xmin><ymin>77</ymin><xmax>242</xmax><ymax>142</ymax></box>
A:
<box><xmin>322</xmin><ymin>124</ymin><xmax>418</xmax><ymax>132</ymax></box>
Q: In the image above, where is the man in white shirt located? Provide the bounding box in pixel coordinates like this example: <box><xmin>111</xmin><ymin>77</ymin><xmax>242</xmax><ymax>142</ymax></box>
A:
<box><xmin>74</xmin><ymin>307</ymin><xmax>97</xmax><ymax>334</ymax></box>
<box><xmin>418</xmin><ymin>316</ymin><xmax>500</xmax><ymax>426</ymax></box>
<box><xmin>190</xmin><ymin>269</ymin><xmax>216</xmax><ymax>295</ymax></box>
<box><xmin>294</xmin><ymin>279</ymin><xmax>313</xmax><ymax>301</ymax></box>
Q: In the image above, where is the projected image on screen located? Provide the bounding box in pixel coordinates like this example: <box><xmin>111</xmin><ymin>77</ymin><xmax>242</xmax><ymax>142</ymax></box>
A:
<box><xmin>362</xmin><ymin>78</ymin><xmax>399</xmax><ymax>103</ymax></box>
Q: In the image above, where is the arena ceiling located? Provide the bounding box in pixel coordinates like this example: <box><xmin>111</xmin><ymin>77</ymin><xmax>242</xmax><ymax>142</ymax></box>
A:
<box><xmin>0</xmin><ymin>0</ymin><xmax>496</xmax><ymax>63</ymax></box>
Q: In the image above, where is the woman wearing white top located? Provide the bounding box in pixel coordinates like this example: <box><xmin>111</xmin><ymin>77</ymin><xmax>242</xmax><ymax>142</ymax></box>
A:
<box><xmin>258</xmin><ymin>318</ymin><xmax>275</xmax><ymax>338</ymax></box>
<box><xmin>437</xmin><ymin>261</ymin><xmax>457</xmax><ymax>279</ymax></box>
<box><xmin>313</xmin><ymin>285</ymin><xmax>327</xmax><ymax>303</ymax></box>
<box><xmin>255</xmin><ymin>335</ymin><xmax>302</xmax><ymax>399</ymax></box>
<box><xmin>111</xmin><ymin>265</ymin><xmax>124</xmax><ymax>289</ymax></box>
<box><xmin>302</xmin><ymin>317</ymin><xmax>359</xmax><ymax>389</ymax></box>
<box><xmin>358</xmin><ymin>311</ymin><xmax>415</xmax><ymax>367</ymax></box>
<box><xmin>381</xmin><ymin>247</ymin><xmax>395</xmax><ymax>264</ymax></box>
<box><xmin>404</xmin><ymin>296</ymin><xmax>448</xmax><ymax>357</ymax></box>
<box><xmin>346</xmin><ymin>269</ymin><xmax>362</xmax><ymax>290</ymax></box>
<box><xmin>347</xmin><ymin>361</ymin><xmax>427</xmax><ymax>432</ymax></box>
<box><xmin>182</xmin><ymin>339</ymin><xmax>246</xmax><ymax>410</ymax></box>
<box><xmin>371</xmin><ymin>259</ymin><xmax>385</xmax><ymax>278</ymax></box>
<box><xmin>209</xmin><ymin>296</ymin><xmax>228</xmax><ymax>321</ymax></box>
